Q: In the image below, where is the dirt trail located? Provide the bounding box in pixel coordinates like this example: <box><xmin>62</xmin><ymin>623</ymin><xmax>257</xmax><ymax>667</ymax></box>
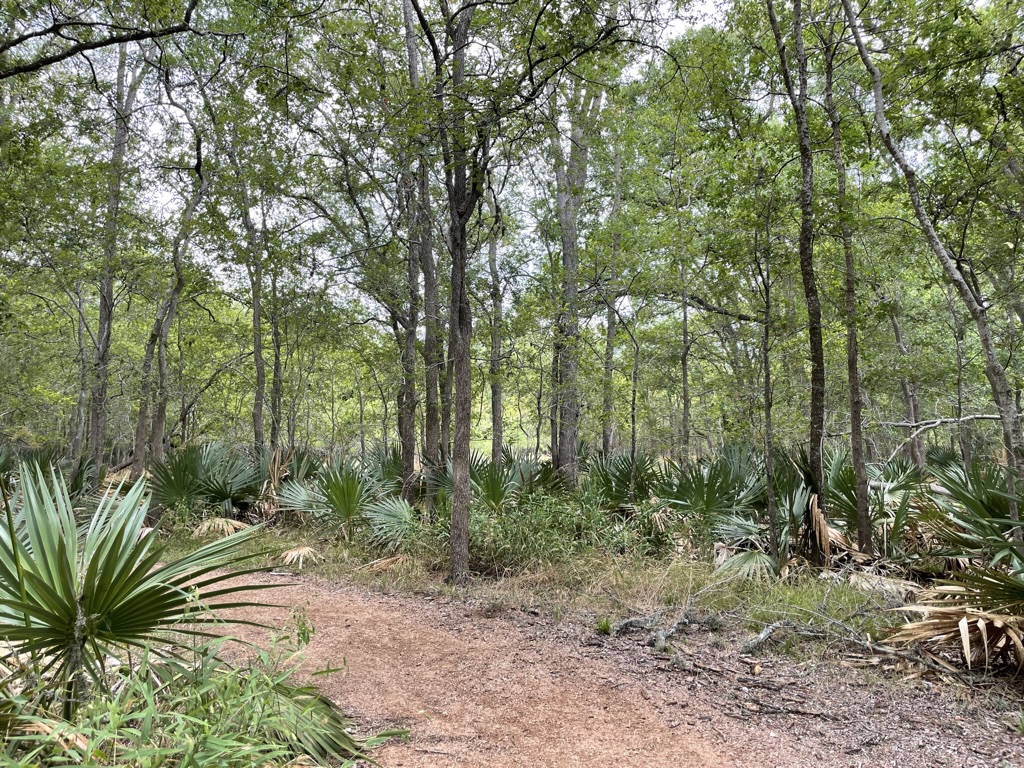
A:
<box><xmin>228</xmin><ymin>574</ymin><xmax>1023</xmax><ymax>768</ymax></box>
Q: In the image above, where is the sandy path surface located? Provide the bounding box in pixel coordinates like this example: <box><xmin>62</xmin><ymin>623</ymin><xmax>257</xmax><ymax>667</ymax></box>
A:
<box><xmin>226</xmin><ymin>574</ymin><xmax>1024</xmax><ymax>768</ymax></box>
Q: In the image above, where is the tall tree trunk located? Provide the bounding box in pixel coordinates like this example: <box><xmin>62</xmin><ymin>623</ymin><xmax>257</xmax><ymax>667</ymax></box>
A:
<box><xmin>549</xmin><ymin>345</ymin><xmax>560</xmax><ymax>462</ymax></box>
<box><xmin>269</xmin><ymin>269</ymin><xmax>283</xmax><ymax>452</ymax></box>
<box><xmin>680</xmin><ymin>265</ymin><xmax>691</xmax><ymax>458</ymax></box>
<box><xmin>249</xmin><ymin>259</ymin><xmax>266</xmax><ymax>452</ymax></box>
<box><xmin>757</xmin><ymin>235</ymin><xmax>780</xmax><ymax>561</ymax></box>
<box><xmin>550</xmin><ymin>83</ymin><xmax>601</xmax><ymax>486</ymax></box>
<box><xmin>88</xmin><ymin>43</ymin><xmax>147</xmax><ymax>481</ymax></box>
<box><xmin>356</xmin><ymin>366</ymin><xmax>366</xmax><ymax>463</ymax></box>
<box><xmin>131</xmin><ymin>131</ymin><xmax>206</xmax><ymax>477</ymax></box>
<box><xmin>411</xmin><ymin>2</ymin><xmax>486</xmax><ymax>582</ymax></box>
<box><xmin>823</xmin><ymin>36</ymin><xmax>871</xmax><ymax>555</ymax></box>
<box><xmin>602</xmin><ymin>150</ymin><xmax>622</xmax><ymax>457</ymax></box>
<box><xmin>949</xmin><ymin>288</ymin><xmax>972</xmax><ymax>466</ymax></box>
<box><xmin>400</xmin><ymin>0</ymin><xmax>426</xmax><ymax>500</ymax></box>
<box><xmin>70</xmin><ymin>283</ymin><xmax>89</xmax><ymax>463</ymax></box>
<box><xmin>421</xmin><ymin>217</ymin><xmax>441</xmax><ymax>471</ymax></box>
<box><xmin>440</xmin><ymin>342</ymin><xmax>453</xmax><ymax>465</ymax></box>
<box><xmin>766</xmin><ymin>0</ymin><xmax>827</xmax><ymax>563</ymax></box>
<box><xmin>601</xmin><ymin>297</ymin><xmax>616</xmax><ymax>455</ymax></box>
<box><xmin>229</xmin><ymin>147</ymin><xmax>267</xmax><ymax>453</ymax></box>
<box><xmin>844</xmin><ymin>0</ymin><xmax>1024</xmax><ymax>527</ymax></box>
<box><xmin>488</xmin><ymin>193</ymin><xmax>504</xmax><ymax>464</ymax></box>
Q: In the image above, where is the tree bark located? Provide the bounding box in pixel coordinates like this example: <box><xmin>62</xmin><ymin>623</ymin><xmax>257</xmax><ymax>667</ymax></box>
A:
<box><xmin>411</xmin><ymin>1</ymin><xmax>486</xmax><ymax>582</ymax></box>
<box><xmin>601</xmin><ymin>297</ymin><xmax>617</xmax><ymax>455</ymax></box>
<box><xmin>822</xmin><ymin>35</ymin><xmax>871</xmax><ymax>555</ymax></box>
<box><xmin>229</xmin><ymin>147</ymin><xmax>267</xmax><ymax>453</ymax></box>
<box><xmin>843</xmin><ymin>0</ymin><xmax>1023</xmax><ymax>524</ymax></box>
<box><xmin>766</xmin><ymin>0</ymin><xmax>828</xmax><ymax>563</ymax></box>
<box><xmin>550</xmin><ymin>82</ymin><xmax>601</xmax><ymax>486</ymax></box>
<box><xmin>487</xmin><ymin>192</ymin><xmax>504</xmax><ymax>464</ymax></box>
<box><xmin>87</xmin><ymin>42</ymin><xmax>147</xmax><ymax>481</ymax></box>
<box><xmin>887</xmin><ymin>305</ymin><xmax>925</xmax><ymax>468</ymax></box>
<box><xmin>130</xmin><ymin>153</ymin><xmax>206</xmax><ymax>478</ymax></box>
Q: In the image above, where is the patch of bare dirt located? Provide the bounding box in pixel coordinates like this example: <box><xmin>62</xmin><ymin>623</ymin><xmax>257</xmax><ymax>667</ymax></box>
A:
<box><xmin>226</xmin><ymin>574</ymin><xmax>1024</xmax><ymax>768</ymax></box>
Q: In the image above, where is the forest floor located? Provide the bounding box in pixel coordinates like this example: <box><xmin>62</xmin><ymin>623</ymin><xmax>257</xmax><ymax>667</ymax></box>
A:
<box><xmin>226</xmin><ymin>572</ymin><xmax>1024</xmax><ymax>768</ymax></box>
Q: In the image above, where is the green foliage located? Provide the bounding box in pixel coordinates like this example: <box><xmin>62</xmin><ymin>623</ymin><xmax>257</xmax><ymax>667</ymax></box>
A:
<box><xmin>0</xmin><ymin>463</ymin><xmax>273</xmax><ymax>715</ymax></box>
<box><xmin>150</xmin><ymin>444</ymin><xmax>205</xmax><ymax>511</ymax></box>
<box><xmin>928</xmin><ymin>462</ymin><xmax>1024</xmax><ymax>570</ymax></box>
<box><xmin>658</xmin><ymin>451</ymin><xmax>764</xmax><ymax>555</ymax></box>
<box><xmin>150</xmin><ymin>443</ymin><xmax>265</xmax><ymax>516</ymax></box>
<box><xmin>584</xmin><ymin>452</ymin><xmax>658</xmax><ymax>510</ymax></box>
<box><xmin>3</xmin><ymin>639</ymin><xmax>372</xmax><ymax>767</ymax></box>
<box><xmin>364</xmin><ymin>496</ymin><xmax>418</xmax><ymax>551</ymax></box>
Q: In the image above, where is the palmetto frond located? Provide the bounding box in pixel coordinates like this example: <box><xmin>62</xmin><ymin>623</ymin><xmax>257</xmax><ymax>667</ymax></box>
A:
<box><xmin>0</xmin><ymin>464</ymin><xmax>274</xmax><ymax>713</ymax></box>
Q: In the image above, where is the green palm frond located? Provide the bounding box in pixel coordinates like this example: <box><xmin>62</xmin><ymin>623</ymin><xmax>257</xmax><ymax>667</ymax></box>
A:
<box><xmin>0</xmin><ymin>464</ymin><xmax>275</xmax><ymax>714</ymax></box>
<box><xmin>364</xmin><ymin>496</ymin><xmax>417</xmax><ymax>551</ymax></box>
<box><xmin>716</xmin><ymin>549</ymin><xmax>776</xmax><ymax>580</ymax></box>
<box><xmin>150</xmin><ymin>445</ymin><xmax>205</xmax><ymax>510</ymax></box>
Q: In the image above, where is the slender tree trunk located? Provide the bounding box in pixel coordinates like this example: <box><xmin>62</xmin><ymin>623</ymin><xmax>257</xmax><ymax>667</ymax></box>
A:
<box><xmin>356</xmin><ymin>366</ymin><xmax>366</xmax><ymax>463</ymax></box>
<box><xmin>131</xmin><ymin>151</ymin><xmax>206</xmax><ymax>477</ymax></box>
<box><xmin>602</xmin><ymin>150</ymin><xmax>622</xmax><ymax>457</ymax></box>
<box><xmin>888</xmin><ymin>306</ymin><xmax>925</xmax><ymax>468</ymax></box>
<box><xmin>401</xmin><ymin>0</ymin><xmax>427</xmax><ymax>499</ymax></box>
<box><xmin>766</xmin><ymin>0</ymin><xmax>827</xmax><ymax>563</ymax></box>
<box><xmin>249</xmin><ymin>260</ymin><xmax>266</xmax><ymax>452</ymax></box>
<box><xmin>88</xmin><ymin>43</ymin><xmax>147</xmax><ymax>481</ymax></box>
<box><xmin>269</xmin><ymin>269</ymin><xmax>283</xmax><ymax>452</ymax></box>
<box><xmin>70</xmin><ymin>283</ymin><xmax>89</xmax><ymax>463</ymax></box>
<box><xmin>843</xmin><ymin>0</ymin><xmax>1023</xmax><ymax>526</ymax></box>
<box><xmin>950</xmin><ymin>289</ymin><xmax>972</xmax><ymax>466</ymax></box>
<box><xmin>757</xmin><ymin>236</ymin><xmax>780</xmax><ymax>561</ymax></box>
<box><xmin>421</xmin><ymin>223</ymin><xmax>441</xmax><ymax>470</ymax></box>
<box><xmin>487</xmin><ymin>193</ymin><xmax>504</xmax><ymax>464</ymax></box>
<box><xmin>602</xmin><ymin>298</ymin><xmax>616</xmax><ymax>455</ymax></box>
<box><xmin>680</xmin><ymin>265</ymin><xmax>691</xmax><ymax>458</ymax></box>
<box><xmin>229</xmin><ymin>149</ymin><xmax>267</xmax><ymax>453</ymax></box>
<box><xmin>535</xmin><ymin>348</ymin><xmax>545</xmax><ymax>456</ymax></box>
<box><xmin>549</xmin><ymin>346</ymin><xmax>560</xmax><ymax>462</ymax></box>
<box><xmin>550</xmin><ymin>83</ymin><xmax>600</xmax><ymax>486</ymax></box>
<box><xmin>440</xmin><ymin>344</ymin><xmax>453</xmax><ymax>465</ymax></box>
<box><xmin>823</xmin><ymin>39</ymin><xmax>871</xmax><ymax>555</ymax></box>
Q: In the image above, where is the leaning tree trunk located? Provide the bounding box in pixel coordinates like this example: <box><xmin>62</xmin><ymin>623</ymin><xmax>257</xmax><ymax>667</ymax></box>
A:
<box><xmin>130</xmin><ymin>125</ymin><xmax>207</xmax><ymax>478</ymax></box>
<box><xmin>843</xmin><ymin>0</ymin><xmax>1024</xmax><ymax>524</ymax></box>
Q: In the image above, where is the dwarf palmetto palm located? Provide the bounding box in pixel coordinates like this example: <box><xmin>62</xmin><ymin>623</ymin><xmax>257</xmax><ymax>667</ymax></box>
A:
<box><xmin>278</xmin><ymin>462</ymin><xmax>383</xmax><ymax>539</ymax></box>
<box><xmin>928</xmin><ymin>462</ymin><xmax>1023</xmax><ymax>570</ymax></box>
<box><xmin>0</xmin><ymin>464</ymin><xmax>274</xmax><ymax>714</ymax></box>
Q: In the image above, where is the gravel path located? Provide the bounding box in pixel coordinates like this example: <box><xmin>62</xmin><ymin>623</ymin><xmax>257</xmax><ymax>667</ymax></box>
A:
<box><xmin>225</xmin><ymin>573</ymin><xmax>1024</xmax><ymax>768</ymax></box>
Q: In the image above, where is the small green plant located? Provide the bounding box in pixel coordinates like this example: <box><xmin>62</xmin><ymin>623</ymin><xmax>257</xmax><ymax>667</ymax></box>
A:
<box><xmin>595</xmin><ymin>615</ymin><xmax>613</xmax><ymax>635</ymax></box>
<box><xmin>0</xmin><ymin>463</ymin><xmax>273</xmax><ymax>717</ymax></box>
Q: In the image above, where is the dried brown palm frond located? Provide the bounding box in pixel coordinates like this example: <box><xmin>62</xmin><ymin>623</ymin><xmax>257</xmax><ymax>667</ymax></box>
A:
<box><xmin>280</xmin><ymin>546</ymin><xmax>320</xmax><ymax>570</ymax></box>
<box><xmin>24</xmin><ymin>719</ymin><xmax>90</xmax><ymax>751</ymax></box>
<box><xmin>193</xmin><ymin>517</ymin><xmax>251</xmax><ymax>538</ymax></box>
<box><xmin>810</xmin><ymin>495</ymin><xmax>831</xmax><ymax>562</ymax></box>
<box><xmin>889</xmin><ymin>572</ymin><xmax>1024</xmax><ymax>671</ymax></box>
